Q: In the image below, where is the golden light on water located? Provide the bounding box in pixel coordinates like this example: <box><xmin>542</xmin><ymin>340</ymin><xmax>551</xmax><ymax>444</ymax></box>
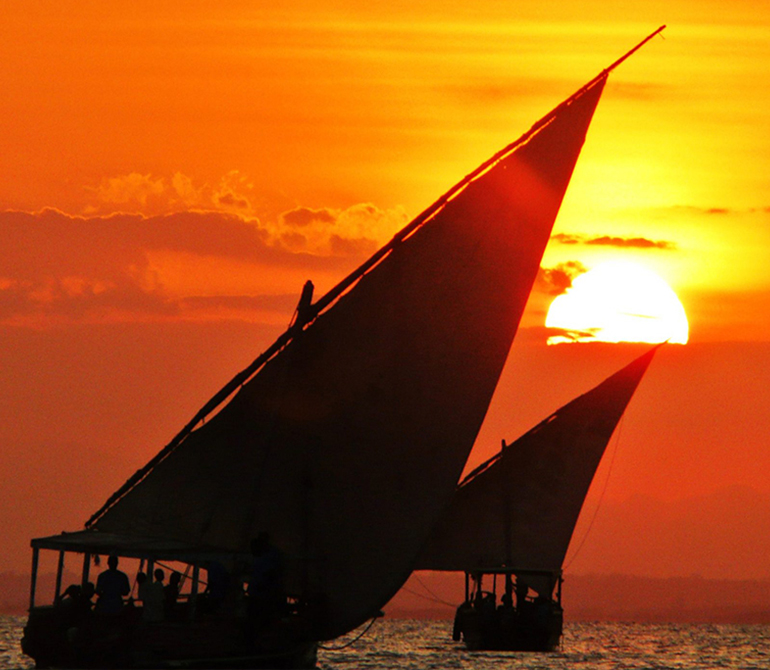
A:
<box><xmin>546</xmin><ymin>261</ymin><xmax>689</xmax><ymax>345</ymax></box>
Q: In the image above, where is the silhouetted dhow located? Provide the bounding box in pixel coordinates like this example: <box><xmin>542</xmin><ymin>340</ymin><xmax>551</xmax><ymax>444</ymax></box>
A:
<box><xmin>22</xmin><ymin>27</ymin><xmax>664</xmax><ymax>667</ymax></box>
<box><xmin>418</xmin><ymin>346</ymin><xmax>660</xmax><ymax>651</ymax></box>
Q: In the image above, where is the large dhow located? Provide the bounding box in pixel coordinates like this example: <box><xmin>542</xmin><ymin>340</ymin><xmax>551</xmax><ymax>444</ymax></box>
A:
<box><xmin>416</xmin><ymin>345</ymin><xmax>660</xmax><ymax>652</ymax></box>
<box><xmin>22</xmin><ymin>28</ymin><xmax>663</xmax><ymax>669</ymax></box>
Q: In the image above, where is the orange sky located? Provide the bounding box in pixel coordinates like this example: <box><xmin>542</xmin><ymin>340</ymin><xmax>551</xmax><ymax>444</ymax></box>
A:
<box><xmin>2</xmin><ymin>1</ymin><xmax>770</xmax><ymax>584</ymax></box>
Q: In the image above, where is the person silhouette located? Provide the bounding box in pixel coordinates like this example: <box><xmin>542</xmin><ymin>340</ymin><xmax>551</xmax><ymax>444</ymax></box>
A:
<box><xmin>247</xmin><ymin>532</ymin><xmax>286</xmax><ymax>626</ymax></box>
<box><xmin>164</xmin><ymin>572</ymin><xmax>182</xmax><ymax>619</ymax></box>
<box><xmin>203</xmin><ymin>561</ymin><xmax>229</xmax><ymax>614</ymax></box>
<box><xmin>95</xmin><ymin>555</ymin><xmax>130</xmax><ymax>615</ymax></box>
<box><xmin>146</xmin><ymin>569</ymin><xmax>166</xmax><ymax>623</ymax></box>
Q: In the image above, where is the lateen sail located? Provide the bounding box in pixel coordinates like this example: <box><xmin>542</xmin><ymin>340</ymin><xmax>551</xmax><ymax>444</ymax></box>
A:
<box><xmin>416</xmin><ymin>345</ymin><xmax>659</xmax><ymax>594</ymax></box>
<box><xmin>87</xmin><ymin>77</ymin><xmax>607</xmax><ymax>639</ymax></box>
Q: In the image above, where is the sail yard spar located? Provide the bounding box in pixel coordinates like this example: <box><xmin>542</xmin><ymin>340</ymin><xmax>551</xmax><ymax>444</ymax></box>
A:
<box><xmin>75</xmin><ymin>29</ymin><xmax>664</xmax><ymax>642</ymax></box>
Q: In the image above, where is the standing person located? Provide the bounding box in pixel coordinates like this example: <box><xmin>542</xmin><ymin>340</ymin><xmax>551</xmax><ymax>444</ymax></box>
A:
<box><xmin>95</xmin><ymin>555</ymin><xmax>130</xmax><ymax>615</ymax></box>
<box><xmin>136</xmin><ymin>571</ymin><xmax>164</xmax><ymax>623</ymax></box>
<box><xmin>247</xmin><ymin>532</ymin><xmax>286</xmax><ymax>626</ymax></box>
<box><xmin>143</xmin><ymin>569</ymin><xmax>166</xmax><ymax>623</ymax></box>
<box><xmin>203</xmin><ymin>561</ymin><xmax>229</xmax><ymax>614</ymax></box>
<box><xmin>164</xmin><ymin>572</ymin><xmax>182</xmax><ymax>620</ymax></box>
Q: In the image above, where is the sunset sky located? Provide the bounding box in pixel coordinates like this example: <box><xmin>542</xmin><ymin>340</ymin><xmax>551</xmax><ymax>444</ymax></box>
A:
<box><xmin>2</xmin><ymin>1</ymin><xmax>770</xmax><ymax>589</ymax></box>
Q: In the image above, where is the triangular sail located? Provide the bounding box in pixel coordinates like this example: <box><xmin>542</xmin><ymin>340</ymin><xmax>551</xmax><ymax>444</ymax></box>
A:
<box><xmin>88</xmin><ymin>76</ymin><xmax>607</xmax><ymax>639</ymax></box>
<box><xmin>416</xmin><ymin>346</ymin><xmax>659</xmax><ymax>592</ymax></box>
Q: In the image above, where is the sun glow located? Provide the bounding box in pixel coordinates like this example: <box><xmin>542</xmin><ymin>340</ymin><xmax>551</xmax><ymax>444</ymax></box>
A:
<box><xmin>545</xmin><ymin>261</ymin><xmax>689</xmax><ymax>345</ymax></box>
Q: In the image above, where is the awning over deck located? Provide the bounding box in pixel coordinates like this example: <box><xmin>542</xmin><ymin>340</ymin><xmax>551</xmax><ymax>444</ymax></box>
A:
<box><xmin>30</xmin><ymin>530</ymin><xmax>244</xmax><ymax>563</ymax></box>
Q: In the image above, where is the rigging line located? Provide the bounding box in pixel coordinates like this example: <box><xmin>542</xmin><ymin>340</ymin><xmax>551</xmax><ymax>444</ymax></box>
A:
<box><xmin>408</xmin><ymin>574</ymin><xmax>459</xmax><ymax>608</ymax></box>
<box><xmin>563</xmin><ymin>414</ymin><xmax>625</xmax><ymax>571</ymax></box>
<box><xmin>130</xmin><ymin>558</ymin><xmax>146</xmax><ymax>598</ymax></box>
<box><xmin>399</xmin><ymin>584</ymin><xmax>455</xmax><ymax>608</ymax></box>
<box><xmin>153</xmin><ymin>560</ymin><xmax>199</xmax><ymax>585</ymax></box>
<box><xmin>317</xmin><ymin>617</ymin><xmax>379</xmax><ymax>650</ymax></box>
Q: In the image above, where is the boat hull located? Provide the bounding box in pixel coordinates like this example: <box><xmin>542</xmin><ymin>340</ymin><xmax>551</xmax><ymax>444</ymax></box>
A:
<box><xmin>452</xmin><ymin>599</ymin><xmax>563</xmax><ymax>652</ymax></box>
<box><xmin>21</xmin><ymin>606</ymin><xmax>317</xmax><ymax>669</ymax></box>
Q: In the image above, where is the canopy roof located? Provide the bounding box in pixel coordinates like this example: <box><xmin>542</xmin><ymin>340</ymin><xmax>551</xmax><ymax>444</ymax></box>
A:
<box><xmin>30</xmin><ymin>530</ymin><xmax>240</xmax><ymax>563</ymax></box>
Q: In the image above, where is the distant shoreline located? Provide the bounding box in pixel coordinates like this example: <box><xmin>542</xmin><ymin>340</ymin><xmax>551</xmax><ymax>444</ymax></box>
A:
<box><xmin>386</xmin><ymin>573</ymin><xmax>770</xmax><ymax>625</ymax></box>
<box><xmin>4</xmin><ymin>572</ymin><xmax>770</xmax><ymax>624</ymax></box>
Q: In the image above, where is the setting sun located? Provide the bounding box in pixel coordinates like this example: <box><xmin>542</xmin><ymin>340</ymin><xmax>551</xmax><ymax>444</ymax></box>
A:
<box><xmin>545</xmin><ymin>261</ymin><xmax>689</xmax><ymax>345</ymax></box>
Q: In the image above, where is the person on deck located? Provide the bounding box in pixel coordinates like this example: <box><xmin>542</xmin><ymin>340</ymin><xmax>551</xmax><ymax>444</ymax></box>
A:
<box><xmin>164</xmin><ymin>572</ymin><xmax>182</xmax><ymax>620</ymax></box>
<box><xmin>146</xmin><ymin>569</ymin><xmax>166</xmax><ymax>623</ymax></box>
<box><xmin>247</xmin><ymin>532</ymin><xmax>286</xmax><ymax>626</ymax></box>
<box><xmin>82</xmin><ymin>581</ymin><xmax>95</xmax><ymax>608</ymax></box>
<box><xmin>56</xmin><ymin>584</ymin><xmax>91</xmax><ymax>622</ymax></box>
<box><xmin>95</xmin><ymin>555</ymin><xmax>130</xmax><ymax>615</ymax></box>
<box><xmin>203</xmin><ymin>561</ymin><xmax>230</xmax><ymax>614</ymax></box>
<box><xmin>515</xmin><ymin>578</ymin><xmax>529</xmax><ymax>609</ymax></box>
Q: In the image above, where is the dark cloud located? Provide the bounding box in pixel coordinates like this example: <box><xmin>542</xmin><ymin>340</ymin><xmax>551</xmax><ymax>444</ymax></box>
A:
<box><xmin>659</xmin><ymin>205</ymin><xmax>770</xmax><ymax>217</ymax></box>
<box><xmin>606</xmin><ymin>81</ymin><xmax>670</xmax><ymax>101</ymax></box>
<box><xmin>216</xmin><ymin>192</ymin><xmax>250</xmax><ymax>209</ymax></box>
<box><xmin>551</xmin><ymin>233</ymin><xmax>581</xmax><ymax>245</ymax></box>
<box><xmin>0</xmin><ymin>276</ymin><xmax>176</xmax><ymax>322</ymax></box>
<box><xmin>546</xmin><ymin>326</ymin><xmax>601</xmax><ymax>343</ymax></box>
<box><xmin>179</xmin><ymin>294</ymin><xmax>302</xmax><ymax>314</ymax></box>
<box><xmin>282</xmin><ymin>207</ymin><xmax>337</xmax><ymax>227</ymax></box>
<box><xmin>514</xmin><ymin>325</ymin><xmax>605</xmax><ymax>345</ymax></box>
<box><xmin>536</xmin><ymin>261</ymin><xmax>587</xmax><ymax>296</ymax></box>
<box><xmin>586</xmin><ymin>236</ymin><xmax>676</xmax><ymax>250</ymax></box>
<box><xmin>329</xmin><ymin>234</ymin><xmax>378</xmax><ymax>257</ymax></box>
<box><xmin>0</xmin><ymin>208</ymin><xmax>376</xmax><ymax>325</ymax></box>
<box><xmin>0</xmin><ymin>208</ymin><xmax>356</xmax><ymax>278</ymax></box>
<box><xmin>278</xmin><ymin>231</ymin><xmax>309</xmax><ymax>252</ymax></box>
<box><xmin>551</xmin><ymin>232</ymin><xmax>675</xmax><ymax>250</ymax></box>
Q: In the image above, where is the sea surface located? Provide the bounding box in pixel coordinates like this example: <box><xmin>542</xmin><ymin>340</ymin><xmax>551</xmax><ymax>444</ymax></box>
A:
<box><xmin>3</xmin><ymin>615</ymin><xmax>769</xmax><ymax>669</ymax></box>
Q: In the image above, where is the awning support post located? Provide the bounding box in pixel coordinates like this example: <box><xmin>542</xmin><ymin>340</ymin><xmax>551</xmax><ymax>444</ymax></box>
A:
<box><xmin>190</xmin><ymin>564</ymin><xmax>200</xmax><ymax>619</ymax></box>
<box><xmin>29</xmin><ymin>547</ymin><xmax>39</xmax><ymax>611</ymax></box>
<box><xmin>81</xmin><ymin>553</ymin><xmax>91</xmax><ymax>587</ymax></box>
<box><xmin>54</xmin><ymin>550</ymin><xmax>65</xmax><ymax>602</ymax></box>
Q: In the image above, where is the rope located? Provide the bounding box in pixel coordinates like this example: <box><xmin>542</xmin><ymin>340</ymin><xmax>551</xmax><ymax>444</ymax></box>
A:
<box><xmin>318</xmin><ymin>616</ymin><xmax>379</xmax><ymax>650</ymax></box>
<box><xmin>563</xmin><ymin>415</ymin><xmax>625</xmax><ymax>570</ymax></box>
<box><xmin>408</xmin><ymin>574</ymin><xmax>459</xmax><ymax>609</ymax></box>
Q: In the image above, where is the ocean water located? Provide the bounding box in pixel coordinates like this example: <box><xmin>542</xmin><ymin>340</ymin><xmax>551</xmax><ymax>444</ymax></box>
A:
<box><xmin>3</xmin><ymin>615</ymin><xmax>769</xmax><ymax>669</ymax></box>
<box><xmin>1</xmin><ymin>616</ymin><xmax>32</xmax><ymax>670</ymax></box>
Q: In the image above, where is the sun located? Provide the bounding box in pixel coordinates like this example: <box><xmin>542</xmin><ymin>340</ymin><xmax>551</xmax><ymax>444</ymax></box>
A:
<box><xmin>545</xmin><ymin>261</ymin><xmax>689</xmax><ymax>345</ymax></box>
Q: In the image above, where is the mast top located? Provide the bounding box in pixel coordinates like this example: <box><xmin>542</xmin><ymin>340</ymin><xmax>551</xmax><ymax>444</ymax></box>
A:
<box><xmin>561</xmin><ymin>25</ymin><xmax>666</xmax><ymax>110</ymax></box>
<box><xmin>604</xmin><ymin>25</ymin><xmax>666</xmax><ymax>76</ymax></box>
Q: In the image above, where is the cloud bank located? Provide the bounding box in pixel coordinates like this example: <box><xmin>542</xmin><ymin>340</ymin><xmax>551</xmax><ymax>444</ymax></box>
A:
<box><xmin>0</xmin><ymin>203</ymin><xmax>405</xmax><ymax>327</ymax></box>
<box><xmin>552</xmin><ymin>233</ymin><xmax>676</xmax><ymax>250</ymax></box>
